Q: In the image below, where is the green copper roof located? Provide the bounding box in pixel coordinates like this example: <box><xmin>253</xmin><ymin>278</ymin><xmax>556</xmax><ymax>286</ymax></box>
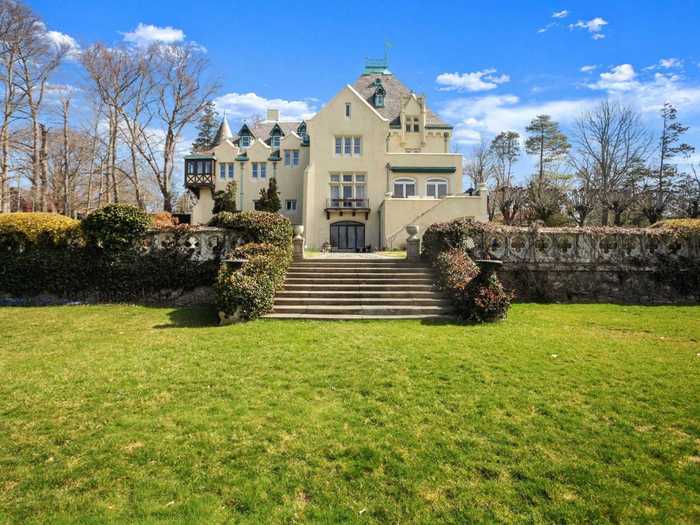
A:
<box><xmin>389</xmin><ymin>166</ymin><xmax>456</xmax><ymax>174</ymax></box>
<box><xmin>362</xmin><ymin>57</ymin><xmax>391</xmax><ymax>76</ymax></box>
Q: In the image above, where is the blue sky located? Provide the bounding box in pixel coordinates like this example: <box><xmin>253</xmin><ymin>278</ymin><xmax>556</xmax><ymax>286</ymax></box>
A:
<box><xmin>32</xmin><ymin>0</ymin><xmax>700</xmax><ymax>181</ymax></box>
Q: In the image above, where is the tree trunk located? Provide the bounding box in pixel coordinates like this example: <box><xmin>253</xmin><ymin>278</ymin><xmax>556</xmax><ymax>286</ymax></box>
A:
<box><xmin>38</xmin><ymin>124</ymin><xmax>48</xmax><ymax>212</ymax></box>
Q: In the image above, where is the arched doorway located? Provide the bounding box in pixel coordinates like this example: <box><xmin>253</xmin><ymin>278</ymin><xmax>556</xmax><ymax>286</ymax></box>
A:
<box><xmin>330</xmin><ymin>221</ymin><xmax>365</xmax><ymax>252</ymax></box>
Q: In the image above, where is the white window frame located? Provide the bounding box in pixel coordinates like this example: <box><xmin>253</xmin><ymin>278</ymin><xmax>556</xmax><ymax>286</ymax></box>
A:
<box><xmin>292</xmin><ymin>150</ymin><xmax>299</xmax><ymax>166</ymax></box>
<box><xmin>285</xmin><ymin>199</ymin><xmax>297</xmax><ymax>211</ymax></box>
<box><xmin>219</xmin><ymin>163</ymin><xmax>226</xmax><ymax>179</ymax></box>
<box><xmin>240</xmin><ymin>135</ymin><xmax>251</xmax><ymax>148</ymax></box>
<box><xmin>252</xmin><ymin>162</ymin><xmax>267</xmax><ymax>179</ymax></box>
<box><xmin>271</xmin><ymin>135</ymin><xmax>281</xmax><ymax>149</ymax></box>
<box><xmin>426</xmin><ymin>178</ymin><xmax>448</xmax><ymax>198</ymax></box>
<box><xmin>329</xmin><ymin>172</ymin><xmax>367</xmax><ymax>207</ymax></box>
<box><xmin>334</xmin><ymin>136</ymin><xmax>362</xmax><ymax>157</ymax></box>
<box><xmin>393</xmin><ymin>178</ymin><xmax>417</xmax><ymax>199</ymax></box>
<box><xmin>284</xmin><ymin>150</ymin><xmax>291</xmax><ymax>166</ymax></box>
<box><xmin>375</xmin><ymin>94</ymin><xmax>384</xmax><ymax>107</ymax></box>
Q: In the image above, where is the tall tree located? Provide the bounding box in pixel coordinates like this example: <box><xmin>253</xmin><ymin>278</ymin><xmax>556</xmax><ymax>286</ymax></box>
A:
<box><xmin>0</xmin><ymin>0</ymin><xmax>39</xmax><ymax>211</ymax></box>
<box><xmin>571</xmin><ymin>101</ymin><xmax>651</xmax><ymax>225</ymax></box>
<box><xmin>191</xmin><ymin>101</ymin><xmax>219</xmax><ymax>152</ymax></box>
<box><xmin>490</xmin><ymin>131</ymin><xmax>520</xmax><ymax>185</ymax></box>
<box><xmin>642</xmin><ymin>102</ymin><xmax>695</xmax><ymax>223</ymax></box>
<box><xmin>127</xmin><ymin>43</ymin><xmax>218</xmax><ymax>212</ymax></box>
<box><xmin>464</xmin><ymin>139</ymin><xmax>493</xmax><ymax>188</ymax></box>
<box><xmin>525</xmin><ymin>115</ymin><xmax>570</xmax><ymax>184</ymax></box>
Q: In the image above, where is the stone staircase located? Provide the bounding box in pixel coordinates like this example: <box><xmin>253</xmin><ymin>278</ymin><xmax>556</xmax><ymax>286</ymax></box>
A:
<box><xmin>264</xmin><ymin>258</ymin><xmax>452</xmax><ymax>320</ymax></box>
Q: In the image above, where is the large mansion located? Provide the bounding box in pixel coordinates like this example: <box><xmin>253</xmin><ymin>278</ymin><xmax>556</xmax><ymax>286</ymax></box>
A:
<box><xmin>185</xmin><ymin>60</ymin><xmax>488</xmax><ymax>250</ymax></box>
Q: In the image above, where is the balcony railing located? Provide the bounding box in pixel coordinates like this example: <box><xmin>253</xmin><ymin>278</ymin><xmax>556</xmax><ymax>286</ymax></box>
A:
<box><xmin>324</xmin><ymin>198</ymin><xmax>370</xmax><ymax>219</ymax></box>
<box><xmin>185</xmin><ymin>172</ymin><xmax>214</xmax><ymax>189</ymax></box>
<box><xmin>325</xmin><ymin>198</ymin><xmax>370</xmax><ymax>209</ymax></box>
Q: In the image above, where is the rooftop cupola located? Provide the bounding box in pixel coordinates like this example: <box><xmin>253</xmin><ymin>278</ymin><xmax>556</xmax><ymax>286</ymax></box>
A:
<box><xmin>362</xmin><ymin>56</ymin><xmax>391</xmax><ymax>76</ymax></box>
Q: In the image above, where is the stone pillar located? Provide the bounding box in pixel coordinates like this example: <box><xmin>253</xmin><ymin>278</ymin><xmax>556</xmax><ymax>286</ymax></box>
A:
<box><xmin>406</xmin><ymin>224</ymin><xmax>420</xmax><ymax>262</ymax></box>
<box><xmin>293</xmin><ymin>225</ymin><xmax>304</xmax><ymax>261</ymax></box>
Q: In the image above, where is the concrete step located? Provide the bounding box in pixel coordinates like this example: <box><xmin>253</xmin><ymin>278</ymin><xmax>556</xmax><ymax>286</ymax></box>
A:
<box><xmin>286</xmin><ymin>271</ymin><xmax>432</xmax><ymax>279</ymax></box>
<box><xmin>274</xmin><ymin>297</ymin><xmax>449</xmax><ymax>306</ymax></box>
<box><xmin>271</xmin><ymin>305</ymin><xmax>451</xmax><ymax>316</ymax></box>
<box><xmin>288</xmin><ymin>267</ymin><xmax>432</xmax><ymax>274</ymax></box>
<box><xmin>285</xmin><ymin>278</ymin><xmax>434</xmax><ymax>285</ymax></box>
<box><xmin>293</xmin><ymin>259</ymin><xmax>411</xmax><ymax>265</ymax></box>
<box><xmin>277</xmin><ymin>290</ymin><xmax>441</xmax><ymax>299</ymax></box>
<box><xmin>282</xmin><ymin>283</ymin><xmax>436</xmax><ymax>291</ymax></box>
<box><xmin>262</xmin><ymin>313</ymin><xmax>452</xmax><ymax>320</ymax></box>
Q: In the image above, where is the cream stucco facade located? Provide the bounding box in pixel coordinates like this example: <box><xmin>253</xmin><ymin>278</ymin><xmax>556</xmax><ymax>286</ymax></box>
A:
<box><xmin>185</xmin><ymin>62</ymin><xmax>487</xmax><ymax>251</ymax></box>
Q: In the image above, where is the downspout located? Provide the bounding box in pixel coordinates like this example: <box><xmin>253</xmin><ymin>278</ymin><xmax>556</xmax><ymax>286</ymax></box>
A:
<box><xmin>239</xmin><ymin>161</ymin><xmax>245</xmax><ymax>210</ymax></box>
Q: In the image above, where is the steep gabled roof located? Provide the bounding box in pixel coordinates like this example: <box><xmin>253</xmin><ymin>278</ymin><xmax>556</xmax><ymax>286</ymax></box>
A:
<box><xmin>351</xmin><ymin>73</ymin><xmax>451</xmax><ymax>129</ymax></box>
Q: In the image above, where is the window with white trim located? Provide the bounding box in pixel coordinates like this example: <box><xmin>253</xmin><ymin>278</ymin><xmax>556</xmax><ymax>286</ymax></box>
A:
<box><xmin>334</xmin><ymin>136</ymin><xmax>362</xmax><ymax>156</ymax></box>
<box><xmin>271</xmin><ymin>135</ymin><xmax>281</xmax><ymax>149</ymax></box>
<box><xmin>426</xmin><ymin>178</ymin><xmax>448</xmax><ymax>198</ymax></box>
<box><xmin>329</xmin><ymin>172</ymin><xmax>367</xmax><ymax>207</ymax></box>
<box><xmin>220</xmin><ymin>163</ymin><xmax>226</xmax><ymax>179</ymax></box>
<box><xmin>285</xmin><ymin>199</ymin><xmax>297</xmax><ymax>211</ymax></box>
<box><xmin>228</xmin><ymin>163</ymin><xmax>234</xmax><ymax>179</ymax></box>
<box><xmin>252</xmin><ymin>162</ymin><xmax>267</xmax><ymax>179</ymax></box>
<box><xmin>284</xmin><ymin>149</ymin><xmax>300</xmax><ymax>167</ymax></box>
<box><xmin>240</xmin><ymin>135</ymin><xmax>251</xmax><ymax>148</ymax></box>
<box><xmin>393</xmin><ymin>178</ymin><xmax>416</xmax><ymax>198</ymax></box>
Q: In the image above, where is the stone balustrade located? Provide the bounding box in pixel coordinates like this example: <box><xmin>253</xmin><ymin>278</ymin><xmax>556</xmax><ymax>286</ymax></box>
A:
<box><xmin>143</xmin><ymin>227</ymin><xmax>231</xmax><ymax>261</ymax></box>
<box><xmin>466</xmin><ymin>227</ymin><xmax>698</xmax><ymax>268</ymax></box>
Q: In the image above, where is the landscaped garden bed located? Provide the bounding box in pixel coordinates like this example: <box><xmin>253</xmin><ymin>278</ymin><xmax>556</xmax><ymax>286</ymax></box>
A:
<box><xmin>1</xmin><ymin>303</ymin><xmax>698</xmax><ymax>523</ymax></box>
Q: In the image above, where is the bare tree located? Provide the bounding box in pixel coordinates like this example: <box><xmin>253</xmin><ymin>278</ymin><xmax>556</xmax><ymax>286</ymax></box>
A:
<box><xmin>126</xmin><ymin>43</ymin><xmax>217</xmax><ymax>211</ymax></box>
<box><xmin>81</xmin><ymin>43</ymin><xmax>143</xmax><ymax>204</ymax></box>
<box><xmin>464</xmin><ymin>139</ymin><xmax>493</xmax><ymax>189</ymax></box>
<box><xmin>571</xmin><ymin>101</ymin><xmax>651</xmax><ymax>225</ymax></box>
<box><xmin>0</xmin><ymin>0</ymin><xmax>39</xmax><ymax>211</ymax></box>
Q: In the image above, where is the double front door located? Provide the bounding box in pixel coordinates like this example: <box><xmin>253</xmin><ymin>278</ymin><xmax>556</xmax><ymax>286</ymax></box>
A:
<box><xmin>330</xmin><ymin>221</ymin><xmax>365</xmax><ymax>251</ymax></box>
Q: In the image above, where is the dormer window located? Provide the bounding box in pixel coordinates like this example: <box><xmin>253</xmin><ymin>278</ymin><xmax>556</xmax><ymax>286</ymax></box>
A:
<box><xmin>271</xmin><ymin>135</ymin><xmax>280</xmax><ymax>149</ymax></box>
<box><xmin>373</xmin><ymin>79</ymin><xmax>386</xmax><ymax>108</ymax></box>
<box><xmin>240</xmin><ymin>135</ymin><xmax>251</xmax><ymax>148</ymax></box>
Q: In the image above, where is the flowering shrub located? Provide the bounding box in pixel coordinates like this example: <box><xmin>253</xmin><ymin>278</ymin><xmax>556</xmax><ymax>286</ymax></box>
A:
<box><xmin>0</xmin><ymin>213</ymin><xmax>81</xmax><ymax>252</ymax></box>
<box><xmin>150</xmin><ymin>211</ymin><xmax>178</xmax><ymax>228</ymax></box>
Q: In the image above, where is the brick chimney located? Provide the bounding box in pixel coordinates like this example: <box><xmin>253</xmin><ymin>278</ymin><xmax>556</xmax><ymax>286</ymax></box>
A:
<box><xmin>266</xmin><ymin>108</ymin><xmax>280</xmax><ymax>122</ymax></box>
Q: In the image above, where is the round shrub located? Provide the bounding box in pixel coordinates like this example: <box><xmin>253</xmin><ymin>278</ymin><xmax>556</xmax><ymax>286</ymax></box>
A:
<box><xmin>434</xmin><ymin>247</ymin><xmax>513</xmax><ymax>323</ymax></box>
<box><xmin>82</xmin><ymin>204</ymin><xmax>151</xmax><ymax>253</ymax></box>
<box><xmin>209</xmin><ymin>211</ymin><xmax>292</xmax><ymax>249</ymax></box>
<box><xmin>0</xmin><ymin>213</ymin><xmax>81</xmax><ymax>253</ymax></box>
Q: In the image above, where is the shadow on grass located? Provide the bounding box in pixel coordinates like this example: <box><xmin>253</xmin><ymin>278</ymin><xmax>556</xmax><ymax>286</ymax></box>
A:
<box><xmin>153</xmin><ymin>305</ymin><xmax>219</xmax><ymax>329</ymax></box>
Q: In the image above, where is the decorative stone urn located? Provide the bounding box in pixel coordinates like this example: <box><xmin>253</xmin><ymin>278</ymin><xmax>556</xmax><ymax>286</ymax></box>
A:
<box><xmin>406</xmin><ymin>224</ymin><xmax>420</xmax><ymax>261</ymax></box>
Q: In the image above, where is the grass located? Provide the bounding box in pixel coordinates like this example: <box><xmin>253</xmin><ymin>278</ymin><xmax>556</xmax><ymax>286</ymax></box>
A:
<box><xmin>1</xmin><ymin>304</ymin><xmax>699</xmax><ymax>524</ymax></box>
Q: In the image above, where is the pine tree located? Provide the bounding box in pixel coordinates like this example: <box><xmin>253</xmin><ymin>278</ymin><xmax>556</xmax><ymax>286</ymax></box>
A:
<box><xmin>191</xmin><ymin>101</ymin><xmax>219</xmax><ymax>152</ymax></box>
<box><xmin>525</xmin><ymin>115</ymin><xmax>570</xmax><ymax>184</ymax></box>
<box><xmin>256</xmin><ymin>178</ymin><xmax>281</xmax><ymax>212</ymax></box>
<box><xmin>642</xmin><ymin>103</ymin><xmax>696</xmax><ymax>223</ymax></box>
<box><xmin>212</xmin><ymin>181</ymin><xmax>238</xmax><ymax>214</ymax></box>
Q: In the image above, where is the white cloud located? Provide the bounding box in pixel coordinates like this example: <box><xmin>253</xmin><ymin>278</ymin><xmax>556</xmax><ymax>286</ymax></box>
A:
<box><xmin>436</xmin><ymin>69</ymin><xmax>510</xmax><ymax>92</ymax></box>
<box><xmin>569</xmin><ymin>17</ymin><xmax>608</xmax><ymax>39</ymax></box>
<box><xmin>552</xmin><ymin>10</ymin><xmax>569</xmax><ymax>19</ymax></box>
<box><xmin>537</xmin><ymin>23</ymin><xmax>556</xmax><ymax>34</ymax></box>
<box><xmin>213</xmin><ymin>92</ymin><xmax>316</xmax><ymax>121</ymax></box>
<box><xmin>659</xmin><ymin>58</ymin><xmax>682</xmax><ymax>69</ymax></box>
<box><xmin>587</xmin><ymin>64</ymin><xmax>638</xmax><ymax>91</ymax></box>
<box><xmin>580</xmin><ymin>64</ymin><xmax>598</xmax><ymax>73</ymax></box>
<box><xmin>121</xmin><ymin>23</ymin><xmax>185</xmax><ymax>47</ymax></box>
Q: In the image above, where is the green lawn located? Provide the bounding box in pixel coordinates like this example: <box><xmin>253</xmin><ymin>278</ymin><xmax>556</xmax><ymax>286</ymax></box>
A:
<box><xmin>1</xmin><ymin>304</ymin><xmax>698</xmax><ymax>524</ymax></box>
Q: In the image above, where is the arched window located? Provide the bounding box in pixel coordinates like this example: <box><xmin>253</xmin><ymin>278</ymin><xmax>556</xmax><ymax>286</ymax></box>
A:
<box><xmin>426</xmin><ymin>178</ymin><xmax>448</xmax><ymax>198</ymax></box>
<box><xmin>393</xmin><ymin>178</ymin><xmax>416</xmax><ymax>198</ymax></box>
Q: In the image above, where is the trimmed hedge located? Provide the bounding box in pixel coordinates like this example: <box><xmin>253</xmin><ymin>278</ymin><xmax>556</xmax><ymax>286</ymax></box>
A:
<box><xmin>209</xmin><ymin>211</ymin><xmax>293</xmax><ymax>248</ymax></box>
<box><xmin>0</xmin><ymin>213</ymin><xmax>81</xmax><ymax>252</ymax></box>
<box><xmin>434</xmin><ymin>248</ymin><xmax>513</xmax><ymax>322</ymax></box>
<box><xmin>216</xmin><ymin>242</ymin><xmax>292</xmax><ymax>322</ymax></box>
<box><xmin>0</xmin><ymin>248</ymin><xmax>216</xmax><ymax>302</ymax></box>
<box><xmin>82</xmin><ymin>204</ymin><xmax>151</xmax><ymax>252</ymax></box>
